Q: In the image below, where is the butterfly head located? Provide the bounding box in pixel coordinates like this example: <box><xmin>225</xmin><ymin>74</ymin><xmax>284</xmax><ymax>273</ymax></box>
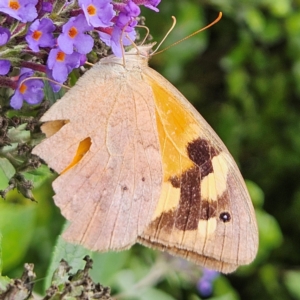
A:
<box><xmin>100</xmin><ymin>42</ymin><xmax>156</xmax><ymax>68</ymax></box>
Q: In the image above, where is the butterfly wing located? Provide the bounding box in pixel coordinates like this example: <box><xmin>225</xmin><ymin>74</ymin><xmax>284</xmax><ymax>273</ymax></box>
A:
<box><xmin>138</xmin><ymin>66</ymin><xmax>258</xmax><ymax>273</ymax></box>
<box><xmin>32</xmin><ymin>61</ymin><xmax>163</xmax><ymax>251</ymax></box>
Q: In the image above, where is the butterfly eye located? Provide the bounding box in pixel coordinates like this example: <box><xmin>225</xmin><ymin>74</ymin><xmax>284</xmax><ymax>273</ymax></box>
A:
<box><xmin>219</xmin><ymin>212</ymin><xmax>231</xmax><ymax>223</ymax></box>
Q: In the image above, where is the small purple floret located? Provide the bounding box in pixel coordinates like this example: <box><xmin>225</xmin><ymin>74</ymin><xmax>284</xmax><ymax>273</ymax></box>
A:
<box><xmin>132</xmin><ymin>0</ymin><xmax>161</xmax><ymax>11</ymax></box>
<box><xmin>197</xmin><ymin>279</ymin><xmax>213</xmax><ymax>297</ymax></box>
<box><xmin>79</xmin><ymin>0</ymin><xmax>115</xmax><ymax>27</ymax></box>
<box><xmin>10</xmin><ymin>68</ymin><xmax>44</xmax><ymax>109</ymax></box>
<box><xmin>0</xmin><ymin>0</ymin><xmax>38</xmax><ymax>23</ymax></box>
<box><xmin>143</xmin><ymin>0</ymin><xmax>161</xmax><ymax>12</ymax></box>
<box><xmin>197</xmin><ymin>268</ymin><xmax>219</xmax><ymax>297</ymax></box>
<box><xmin>47</xmin><ymin>48</ymin><xmax>82</xmax><ymax>83</ymax></box>
<box><xmin>0</xmin><ymin>60</ymin><xmax>11</xmax><ymax>75</ymax></box>
<box><xmin>57</xmin><ymin>14</ymin><xmax>94</xmax><ymax>55</ymax></box>
<box><xmin>26</xmin><ymin>18</ymin><xmax>55</xmax><ymax>52</ymax></box>
<box><xmin>0</xmin><ymin>26</ymin><xmax>11</xmax><ymax>46</ymax></box>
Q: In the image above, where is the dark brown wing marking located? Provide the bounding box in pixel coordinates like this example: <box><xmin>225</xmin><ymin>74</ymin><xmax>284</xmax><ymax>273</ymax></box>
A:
<box><xmin>147</xmin><ymin>138</ymin><xmax>221</xmax><ymax>232</ymax></box>
<box><xmin>187</xmin><ymin>138</ymin><xmax>219</xmax><ymax>177</ymax></box>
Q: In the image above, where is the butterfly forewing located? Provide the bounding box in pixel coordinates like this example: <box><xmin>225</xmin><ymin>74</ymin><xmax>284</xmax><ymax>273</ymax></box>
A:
<box><xmin>32</xmin><ymin>59</ymin><xmax>163</xmax><ymax>251</ymax></box>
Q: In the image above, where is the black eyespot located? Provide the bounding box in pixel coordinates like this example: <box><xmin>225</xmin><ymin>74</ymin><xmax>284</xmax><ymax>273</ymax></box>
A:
<box><xmin>219</xmin><ymin>212</ymin><xmax>231</xmax><ymax>223</ymax></box>
<box><xmin>122</xmin><ymin>185</ymin><xmax>128</xmax><ymax>191</ymax></box>
<box><xmin>142</xmin><ymin>177</ymin><xmax>145</xmax><ymax>182</ymax></box>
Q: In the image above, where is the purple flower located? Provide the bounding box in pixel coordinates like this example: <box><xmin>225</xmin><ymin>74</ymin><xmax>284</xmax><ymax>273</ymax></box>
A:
<box><xmin>99</xmin><ymin>26</ymin><xmax>136</xmax><ymax>57</ymax></box>
<box><xmin>0</xmin><ymin>0</ymin><xmax>38</xmax><ymax>23</ymax></box>
<box><xmin>10</xmin><ymin>68</ymin><xmax>44</xmax><ymax>109</ymax></box>
<box><xmin>131</xmin><ymin>0</ymin><xmax>160</xmax><ymax>11</ymax></box>
<box><xmin>46</xmin><ymin>67</ymin><xmax>62</xmax><ymax>93</ymax></box>
<box><xmin>57</xmin><ymin>14</ymin><xmax>93</xmax><ymax>55</ymax></box>
<box><xmin>79</xmin><ymin>0</ymin><xmax>115</xmax><ymax>27</ymax></box>
<box><xmin>0</xmin><ymin>27</ymin><xmax>10</xmax><ymax>74</ymax></box>
<box><xmin>99</xmin><ymin>0</ymin><xmax>139</xmax><ymax>57</ymax></box>
<box><xmin>26</xmin><ymin>18</ymin><xmax>55</xmax><ymax>52</ymax></box>
<box><xmin>0</xmin><ymin>26</ymin><xmax>11</xmax><ymax>46</ymax></box>
<box><xmin>197</xmin><ymin>279</ymin><xmax>213</xmax><ymax>297</ymax></box>
<box><xmin>47</xmin><ymin>47</ymin><xmax>83</xmax><ymax>83</ymax></box>
<box><xmin>197</xmin><ymin>269</ymin><xmax>219</xmax><ymax>297</ymax></box>
<box><xmin>123</xmin><ymin>0</ymin><xmax>141</xmax><ymax>16</ymax></box>
<box><xmin>142</xmin><ymin>0</ymin><xmax>161</xmax><ymax>12</ymax></box>
<box><xmin>202</xmin><ymin>269</ymin><xmax>219</xmax><ymax>281</ymax></box>
<box><xmin>42</xmin><ymin>1</ymin><xmax>52</xmax><ymax>12</ymax></box>
<box><xmin>0</xmin><ymin>60</ymin><xmax>11</xmax><ymax>75</ymax></box>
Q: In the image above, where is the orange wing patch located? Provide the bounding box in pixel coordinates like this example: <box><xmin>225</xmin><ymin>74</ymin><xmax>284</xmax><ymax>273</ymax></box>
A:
<box><xmin>151</xmin><ymin>80</ymin><xmax>199</xmax><ymax>179</ymax></box>
<box><xmin>62</xmin><ymin>137</ymin><xmax>91</xmax><ymax>174</ymax></box>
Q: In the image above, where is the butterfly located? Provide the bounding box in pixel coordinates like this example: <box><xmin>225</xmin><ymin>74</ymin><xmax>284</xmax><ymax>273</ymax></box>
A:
<box><xmin>32</xmin><ymin>43</ymin><xmax>258</xmax><ymax>273</ymax></box>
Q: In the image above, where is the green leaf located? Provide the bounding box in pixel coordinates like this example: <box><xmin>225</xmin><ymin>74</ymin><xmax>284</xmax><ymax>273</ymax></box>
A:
<box><xmin>43</xmin><ymin>80</ymin><xmax>65</xmax><ymax>106</ymax></box>
<box><xmin>112</xmin><ymin>271</ymin><xmax>177</xmax><ymax>300</ymax></box>
<box><xmin>255</xmin><ymin>209</ymin><xmax>283</xmax><ymax>263</ymax></box>
<box><xmin>259</xmin><ymin>264</ymin><xmax>282</xmax><ymax>296</ymax></box>
<box><xmin>6</xmin><ymin>124</ymin><xmax>30</xmax><ymax>144</ymax></box>
<box><xmin>0</xmin><ymin>202</ymin><xmax>36</xmax><ymax>272</ymax></box>
<box><xmin>0</xmin><ymin>233</ymin><xmax>2</xmax><ymax>274</ymax></box>
<box><xmin>0</xmin><ymin>275</ymin><xmax>10</xmax><ymax>292</ymax></box>
<box><xmin>0</xmin><ymin>158</ymin><xmax>16</xmax><ymax>191</ymax></box>
<box><xmin>90</xmin><ymin>250</ymin><xmax>131</xmax><ymax>285</ymax></box>
<box><xmin>244</xmin><ymin>8</ymin><xmax>265</xmax><ymax>36</ymax></box>
<box><xmin>268</xmin><ymin>0</ymin><xmax>292</xmax><ymax>17</ymax></box>
<box><xmin>246</xmin><ymin>180</ymin><xmax>264</xmax><ymax>208</ymax></box>
<box><xmin>286</xmin><ymin>11</ymin><xmax>300</xmax><ymax>37</ymax></box>
<box><xmin>284</xmin><ymin>270</ymin><xmax>300</xmax><ymax>300</ymax></box>
<box><xmin>139</xmin><ymin>288</ymin><xmax>177</xmax><ymax>300</ymax></box>
<box><xmin>214</xmin><ymin>275</ymin><xmax>239</xmax><ymax>300</ymax></box>
<box><xmin>23</xmin><ymin>164</ymin><xmax>55</xmax><ymax>188</ymax></box>
<box><xmin>0</xmin><ymin>158</ymin><xmax>16</xmax><ymax>182</ymax></box>
<box><xmin>44</xmin><ymin>221</ymin><xmax>92</xmax><ymax>291</ymax></box>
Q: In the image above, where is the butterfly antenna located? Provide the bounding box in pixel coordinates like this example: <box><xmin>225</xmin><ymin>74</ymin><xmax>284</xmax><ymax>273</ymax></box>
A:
<box><xmin>120</xmin><ymin>20</ymin><xmax>142</xmax><ymax>66</ymax></box>
<box><xmin>136</xmin><ymin>24</ymin><xmax>150</xmax><ymax>45</ymax></box>
<box><xmin>120</xmin><ymin>29</ymin><xmax>126</xmax><ymax>66</ymax></box>
<box><xmin>122</xmin><ymin>28</ymin><xmax>151</xmax><ymax>58</ymax></box>
<box><xmin>119</xmin><ymin>20</ymin><xmax>135</xmax><ymax>66</ymax></box>
<box><xmin>152</xmin><ymin>12</ymin><xmax>222</xmax><ymax>56</ymax></box>
<box><xmin>152</xmin><ymin>16</ymin><xmax>177</xmax><ymax>55</ymax></box>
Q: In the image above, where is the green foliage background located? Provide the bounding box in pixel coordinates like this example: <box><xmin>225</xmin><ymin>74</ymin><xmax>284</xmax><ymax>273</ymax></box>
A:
<box><xmin>1</xmin><ymin>0</ymin><xmax>300</xmax><ymax>299</ymax></box>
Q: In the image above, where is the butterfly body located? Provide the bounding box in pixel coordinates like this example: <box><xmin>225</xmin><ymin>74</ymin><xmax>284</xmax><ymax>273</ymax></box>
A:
<box><xmin>32</xmin><ymin>45</ymin><xmax>258</xmax><ymax>273</ymax></box>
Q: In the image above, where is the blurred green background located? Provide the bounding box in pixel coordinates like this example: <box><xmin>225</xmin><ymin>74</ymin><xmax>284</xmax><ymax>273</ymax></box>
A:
<box><xmin>1</xmin><ymin>0</ymin><xmax>300</xmax><ymax>299</ymax></box>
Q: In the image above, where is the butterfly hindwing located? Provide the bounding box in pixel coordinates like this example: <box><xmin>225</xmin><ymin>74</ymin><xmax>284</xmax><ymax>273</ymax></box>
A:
<box><xmin>138</xmin><ymin>67</ymin><xmax>258</xmax><ymax>273</ymax></box>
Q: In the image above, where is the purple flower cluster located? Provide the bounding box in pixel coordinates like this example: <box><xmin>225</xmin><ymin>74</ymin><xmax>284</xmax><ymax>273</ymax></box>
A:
<box><xmin>99</xmin><ymin>0</ymin><xmax>140</xmax><ymax>57</ymax></box>
<box><xmin>197</xmin><ymin>268</ymin><xmax>219</xmax><ymax>297</ymax></box>
<box><xmin>0</xmin><ymin>0</ymin><xmax>161</xmax><ymax>109</ymax></box>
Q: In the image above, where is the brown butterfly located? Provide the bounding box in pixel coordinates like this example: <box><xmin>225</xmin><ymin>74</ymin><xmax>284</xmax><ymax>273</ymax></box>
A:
<box><xmin>32</xmin><ymin>43</ymin><xmax>258</xmax><ymax>273</ymax></box>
